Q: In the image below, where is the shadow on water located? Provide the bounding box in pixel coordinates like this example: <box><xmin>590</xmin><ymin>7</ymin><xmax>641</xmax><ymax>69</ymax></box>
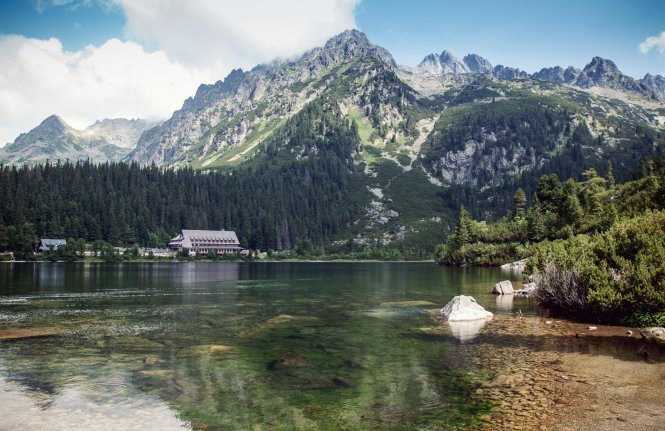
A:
<box><xmin>411</xmin><ymin>330</ymin><xmax>665</xmax><ymax>363</ymax></box>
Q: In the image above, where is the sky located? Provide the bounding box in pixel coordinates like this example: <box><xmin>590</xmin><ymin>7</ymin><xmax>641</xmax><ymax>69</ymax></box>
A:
<box><xmin>1</xmin><ymin>0</ymin><xmax>665</xmax><ymax>147</ymax></box>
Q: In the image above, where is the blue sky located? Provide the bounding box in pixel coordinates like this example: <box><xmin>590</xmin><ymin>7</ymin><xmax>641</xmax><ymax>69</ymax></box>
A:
<box><xmin>357</xmin><ymin>0</ymin><xmax>665</xmax><ymax>77</ymax></box>
<box><xmin>2</xmin><ymin>0</ymin><xmax>664</xmax><ymax>76</ymax></box>
<box><xmin>1</xmin><ymin>0</ymin><xmax>665</xmax><ymax>146</ymax></box>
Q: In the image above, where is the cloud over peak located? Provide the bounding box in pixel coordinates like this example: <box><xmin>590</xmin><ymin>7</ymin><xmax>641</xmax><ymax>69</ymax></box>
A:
<box><xmin>1</xmin><ymin>0</ymin><xmax>359</xmax><ymax>146</ymax></box>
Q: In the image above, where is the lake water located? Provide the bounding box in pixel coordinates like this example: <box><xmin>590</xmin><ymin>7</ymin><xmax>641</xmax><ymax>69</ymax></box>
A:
<box><xmin>0</xmin><ymin>262</ymin><xmax>649</xmax><ymax>430</ymax></box>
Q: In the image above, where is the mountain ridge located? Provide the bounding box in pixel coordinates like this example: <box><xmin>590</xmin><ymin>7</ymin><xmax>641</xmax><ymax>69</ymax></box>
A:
<box><xmin>0</xmin><ymin>115</ymin><xmax>158</xmax><ymax>165</ymax></box>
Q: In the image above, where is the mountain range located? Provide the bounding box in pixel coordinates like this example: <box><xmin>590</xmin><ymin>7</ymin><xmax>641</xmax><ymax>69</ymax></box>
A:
<box><xmin>1</xmin><ymin>30</ymin><xmax>664</xmax><ymax>250</ymax></box>
<box><xmin>0</xmin><ymin>116</ymin><xmax>157</xmax><ymax>165</ymax></box>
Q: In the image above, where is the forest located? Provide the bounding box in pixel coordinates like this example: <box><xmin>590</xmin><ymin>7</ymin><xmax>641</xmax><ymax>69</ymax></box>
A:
<box><xmin>437</xmin><ymin>157</ymin><xmax>665</xmax><ymax>324</ymax></box>
<box><xmin>0</xmin><ymin>100</ymin><xmax>368</xmax><ymax>257</ymax></box>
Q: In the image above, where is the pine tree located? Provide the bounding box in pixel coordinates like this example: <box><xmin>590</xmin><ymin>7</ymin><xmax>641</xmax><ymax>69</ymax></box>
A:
<box><xmin>513</xmin><ymin>188</ymin><xmax>527</xmax><ymax>220</ymax></box>
<box><xmin>526</xmin><ymin>197</ymin><xmax>546</xmax><ymax>242</ymax></box>
<box><xmin>454</xmin><ymin>207</ymin><xmax>472</xmax><ymax>248</ymax></box>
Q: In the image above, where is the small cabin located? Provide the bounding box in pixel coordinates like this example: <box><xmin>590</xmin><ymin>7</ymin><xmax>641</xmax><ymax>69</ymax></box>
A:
<box><xmin>38</xmin><ymin>238</ymin><xmax>66</xmax><ymax>252</ymax></box>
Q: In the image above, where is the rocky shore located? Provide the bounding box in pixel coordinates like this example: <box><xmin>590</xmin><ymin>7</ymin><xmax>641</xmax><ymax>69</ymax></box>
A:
<box><xmin>455</xmin><ymin>315</ymin><xmax>665</xmax><ymax>431</ymax></box>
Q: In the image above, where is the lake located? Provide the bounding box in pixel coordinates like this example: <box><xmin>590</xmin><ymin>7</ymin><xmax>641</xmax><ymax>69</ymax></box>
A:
<box><xmin>0</xmin><ymin>262</ymin><xmax>649</xmax><ymax>430</ymax></box>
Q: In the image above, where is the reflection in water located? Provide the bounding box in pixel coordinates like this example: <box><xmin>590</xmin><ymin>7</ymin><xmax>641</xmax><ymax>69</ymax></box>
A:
<box><xmin>495</xmin><ymin>294</ymin><xmax>514</xmax><ymax>311</ymax></box>
<box><xmin>36</xmin><ymin>263</ymin><xmax>66</xmax><ymax>290</ymax></box>
<box><xmin>0</xmin><ymin>374</ymin><xmax>190</xmax><ymax>431</ymax></box>
<box><xmin>448</xmin><ymin>318</ymin><xmax>492</xmax><ymax>342</ymax></box>
<box><xmin>0</xmin><ymin>262</ymin><xmax>559</xmax><ymax>429</ymax></box>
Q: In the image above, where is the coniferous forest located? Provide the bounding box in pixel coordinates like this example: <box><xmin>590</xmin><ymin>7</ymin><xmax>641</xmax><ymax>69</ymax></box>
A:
<box><xmin>0</xmin><ymin>101</ymin><xmax>369</xmax><ymax>253</ymax></box>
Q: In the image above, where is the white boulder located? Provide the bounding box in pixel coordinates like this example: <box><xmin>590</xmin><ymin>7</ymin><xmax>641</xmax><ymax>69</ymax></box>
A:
<box><xmin>440</xmin><ymin>295</ymin><xmax>493</xmax><ymax>322</ymax></box>
<box><xmin>648</xmin><ymin>327</ymin><xmax>665</xmax><ymax>339</ymax></box>
<box><xmin>492</xmin><ymin>280</ymin><xmax>514</xmax><ymax>295</ymax></box>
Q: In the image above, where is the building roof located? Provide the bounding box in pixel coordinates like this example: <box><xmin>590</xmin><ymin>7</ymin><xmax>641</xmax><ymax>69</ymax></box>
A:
<box><xmin>40</xmin><ymin>238</ymin><xmax>67</xmax><ymax>247</ymax></box>
<box><xmin>169</xmin><ymin>230</ymin><xmax>240</xmax><ymax>248</ymax></box>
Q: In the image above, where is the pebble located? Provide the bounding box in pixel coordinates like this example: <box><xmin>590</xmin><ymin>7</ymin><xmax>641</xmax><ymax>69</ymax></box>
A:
<box><xmin>588</xmin><ymin>326</ymin><xmax>597</xmax><ymax>331</ymax></box>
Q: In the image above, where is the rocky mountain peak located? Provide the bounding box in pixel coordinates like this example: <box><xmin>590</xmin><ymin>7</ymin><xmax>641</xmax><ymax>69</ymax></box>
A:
<box><xmin>318</xmin><ymin>29</ymin><xmax>395</xmax><ymax>68</ymax></box>
<box><xmin>582</xmin><ymin>56</ymin><xmax>621</xmax><ymax>79</ymax></box>
<box><xmin>417</xmin><ymin>53</ymin><xmax>442</xmax><ymax>74</ymax></box>
<box><xmin>438</xmin><ymin>50</ymin><xmax>470</xmax><ymax>74</ymax></box>
<box><xmin>463</xmin><ymin>54</ymin><xmax>492</xmax><ymax>74</ymax></box>
<box><xmin>575</xmin><ymin>56</ymin><xmax>641</xmax><ymax>92</ymax></box>
<box><xmin>38</xmin><ymin>115</ymin><xmax>72</xmax><ymax>136</ymax></box>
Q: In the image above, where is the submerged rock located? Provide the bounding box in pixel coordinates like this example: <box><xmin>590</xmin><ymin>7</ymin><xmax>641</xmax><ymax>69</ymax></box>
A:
<box><xmin>0</xmin><ymin>327</ymin><xmax>61</xmax><ymax>340</ymax></box>
<box><xmin>492</xmin><ymin>280</ymin><xmax>514</xmax><ymax>295</ymax></box>
<box><xmin>514</xmin><ymin>282</ymin><xmax>537</xmax><ymax>297</ymax></box>
<box><xmin>448</xmin><ymin>319</ymin><xmax>491</xmax><ymax>341</ymax></box>
<box><xmin>379</xmin><ymin>300</ymin><xmax>435</xmax><ymax>307</ymax></box>
<box><xmin>439</xmin><ymin>295</ymin><xmax>493</xmax><ymax>321</ymax></box>
<box><xmin>648</xmin><ymin>327</ymin><xmax>665</xmax><ymax>343</ymax></box>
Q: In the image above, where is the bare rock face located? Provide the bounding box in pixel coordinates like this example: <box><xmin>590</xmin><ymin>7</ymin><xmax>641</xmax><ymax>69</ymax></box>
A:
<box><xmin>440</xmin><ymin>295</ymin><xmax>493</xmax><ymax>321</ymax></box>
<box><xmin>463</xmin><ymin>54</ymin><xmax>493</xmax><ymax>74</ymax></box>
<box><xmin>0</xmin><ymin>115</ymin><xmax>155</xmax><ymax>165</ymax></box>
<box><xmin>492</xmin><ymin>280</ymin><xmax>514</xmax><ymax>295</ymax></box>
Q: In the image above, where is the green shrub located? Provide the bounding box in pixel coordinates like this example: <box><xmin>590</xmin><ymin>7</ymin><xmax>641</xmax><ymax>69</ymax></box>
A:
<box><xmin>528</xmin><ymin>210</ymin><xmax>665</xmax><ymax>321</ymax></box>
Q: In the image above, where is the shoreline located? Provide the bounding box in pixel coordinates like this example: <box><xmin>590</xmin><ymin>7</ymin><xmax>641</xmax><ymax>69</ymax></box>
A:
<box><xmin>456</xmin><ymin>315</ymin><xmax>665</xmax><ymax>430</ymax></box>
<box><xmin>0</xmin><ymin>258</ymin><xmax>436</xmax><ymax>264</ymax></box>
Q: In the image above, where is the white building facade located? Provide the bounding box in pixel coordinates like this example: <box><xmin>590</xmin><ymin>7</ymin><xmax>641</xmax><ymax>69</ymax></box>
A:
<box><xmin>168</xmin><ymin>230</ymin><xmax>242</xmax><ymax>255</ymax></box>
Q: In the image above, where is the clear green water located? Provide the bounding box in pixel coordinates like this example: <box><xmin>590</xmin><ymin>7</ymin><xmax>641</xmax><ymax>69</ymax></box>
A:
<box><xmin>0</xmin><ymin>262</ymin><xmax>594</xmax><ymax>429</ymax></box>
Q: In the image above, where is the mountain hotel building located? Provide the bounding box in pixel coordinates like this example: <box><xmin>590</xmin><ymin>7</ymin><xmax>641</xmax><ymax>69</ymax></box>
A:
<box><xmin>168</xmin><ymin>230</ymin><xmax>242</xmax><ymax>255</ymax></box>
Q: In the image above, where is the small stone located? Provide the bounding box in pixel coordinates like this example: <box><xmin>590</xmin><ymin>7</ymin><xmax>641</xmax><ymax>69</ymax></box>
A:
<box><xmin>588</xmin><ymin>326</ymin><xmax>597</xmax><ymax>331</ymax></box>
<box><xmin>545</xmin><ymin>321</ymin><xmax>553</xmax><ymax>325</ymax></box>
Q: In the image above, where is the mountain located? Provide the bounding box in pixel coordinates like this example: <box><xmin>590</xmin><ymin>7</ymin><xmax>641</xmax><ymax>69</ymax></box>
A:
<box><xmin>0</xmin><ymin>116</ymin><xmax>158</xmax><ymax>165</ymax></box>
<box><xmin>2</xmin><ymin>30</ymin><xmax>664</xmax><ymax>254</ymax></box>
<box><xmin>123</xmin><ymin>29</ymin><xmax>664</xmax><ymax>251</ymax></box>
<box><xmin>129</xmin><ymin>29</ymin><xmax>396</xmax><ymax>166</ymax></box>
<box><xmin>82</xmin><ymin>118</ymin><xmax>160</xmax><ymax>149</ymax></box>
<box><xmin>531</xmin><ymin>57</ymin><xmax>665</xmax><ymax>101</ymax></box>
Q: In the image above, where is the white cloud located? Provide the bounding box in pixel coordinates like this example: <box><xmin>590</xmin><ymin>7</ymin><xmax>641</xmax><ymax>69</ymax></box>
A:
<box><xmin>115</xmin><ymin>0</ymin><xmax>359</xmax><ymax>70</ymax></box>
<box><xmin>0</xmin><ymin>35</ymin><xmax>209</xmax><ymax>145</ymax></box>
<box><xmin>1</xmin><ymin>0</ymin><xmax>359</xmax><ymax>146</ymax></box>
<box><xmin>639</xmin><ymin>31</ymin><xmax>665</xmax><ymax>55</ymax></box>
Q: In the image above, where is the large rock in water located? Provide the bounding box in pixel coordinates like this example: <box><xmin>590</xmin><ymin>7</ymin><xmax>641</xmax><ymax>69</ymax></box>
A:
<box><xmin>492</xmin><ymin>280</ymin><xmax>514</xmax><ymax>295</ymax></box>
<box><xmin>440</xmin><ymin>295</ymin><xmax>493</xmax><ymax>321</ymax></box>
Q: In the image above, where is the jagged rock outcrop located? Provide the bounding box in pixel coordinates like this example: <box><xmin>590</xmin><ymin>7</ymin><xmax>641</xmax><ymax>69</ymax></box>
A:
<box><xmin>575</xmin><ymin>57</ymin><xmax>642</xmax><ymax>93</ymax></box>
<box><xmin>130</xmin><ymin>29</ymin><xmax>396</xmax><ymax>166</ymax></box>
<box><xmin>532</xmin><ymin>66</ymin><xmax>581</xmax><ymax>84</ymax></box>
<box><xmin>417</xmin><ymin>50</ymin><xmax>471</xmax><ymax>75</ymax></box>
<box><xmin>492</xmin><ymin>65</ymin><xmax>528</xmax><ymax>80</ymax></box>
<box><xmin>464</xmin><ymin>54</ymin><xmax>493</xmax><ymax>74</ymax></box>
<box><xmin>416</xmin><ymin>51</ymin><xmax>493</xmax><ymax>76</ymax></box>
<box><xmin>640</xmin><ymin>73</ymin><xmax>665</xmax><ymax>101</ymax></box>
<box><xmin>0</xmin><ymin>115</ymin><xmax>155</xmax><ymax>165</ymax></box>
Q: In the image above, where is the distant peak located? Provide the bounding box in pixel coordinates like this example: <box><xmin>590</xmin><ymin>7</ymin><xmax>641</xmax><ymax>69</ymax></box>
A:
<box><xmin>324</xmin><ymin>29</ymin><xmax>371</xmax><ymax>49</ymax></box>
<box><xmin>42</xmin><ymin>114</ymin><xmax>65</xmax><ymax>125</ymax></box>
<box><xmin>584</xmin><ymin>56</ymin><xmax>619</xmax><ymax>72</ymax></box>
<box><xmin>320</xmin><ymin>28</ymin><xmax>395</xmax><ymax>67</ymax></box>
<box><xmin>38</xmin><ymin>115</ymin><xmax>71</xmax><ymax>134</ymax></box>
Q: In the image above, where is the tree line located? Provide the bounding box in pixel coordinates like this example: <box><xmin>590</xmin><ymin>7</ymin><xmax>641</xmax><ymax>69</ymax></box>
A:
<box><xmin>0</xmin><ymin>100</ymin><xmax>368</xmax><ymax>257</ymax></box>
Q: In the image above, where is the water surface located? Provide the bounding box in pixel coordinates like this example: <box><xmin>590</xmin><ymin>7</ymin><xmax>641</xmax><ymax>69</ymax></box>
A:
<box><xmin>0</xmin><ymin>262</ymin><xmax>648</xmax><ymax>430</ymax></box>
